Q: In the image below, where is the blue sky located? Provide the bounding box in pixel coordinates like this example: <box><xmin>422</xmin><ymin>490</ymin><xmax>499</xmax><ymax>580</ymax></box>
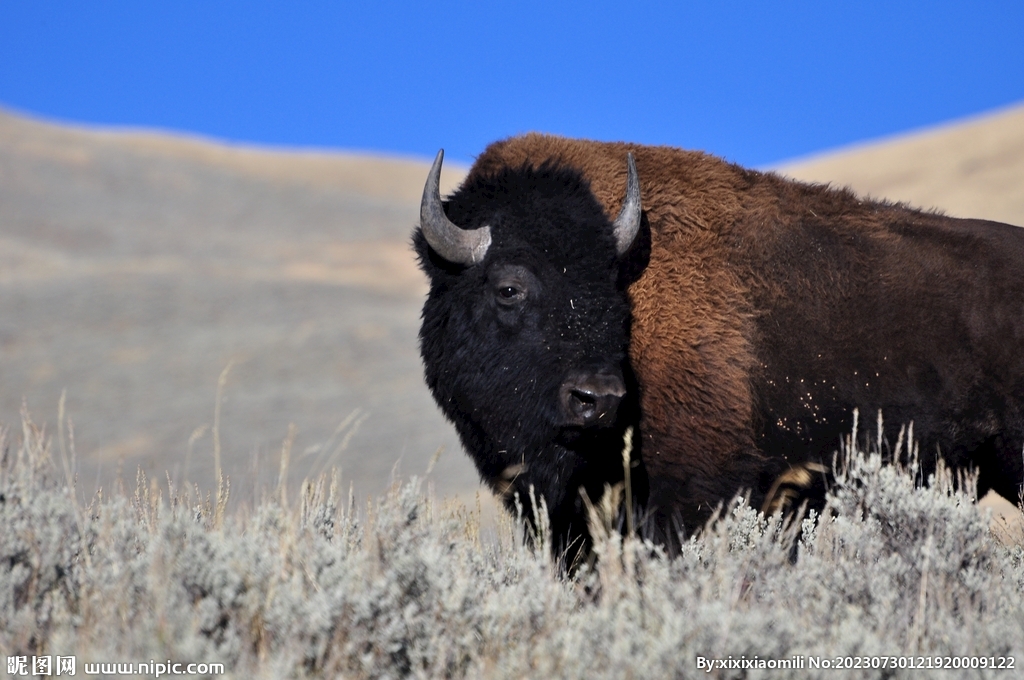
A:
<box><xmin>2</xmin><ymin>1</ymin><xmax>1022</xmax><ymax>167</ymax></box>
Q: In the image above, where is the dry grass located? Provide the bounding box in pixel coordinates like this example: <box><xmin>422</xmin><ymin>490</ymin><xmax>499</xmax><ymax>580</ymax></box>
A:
<box><xmin>3</xmin><ymin>406</ymin><xmax>1024</xmax><ymax>679</ymax></box>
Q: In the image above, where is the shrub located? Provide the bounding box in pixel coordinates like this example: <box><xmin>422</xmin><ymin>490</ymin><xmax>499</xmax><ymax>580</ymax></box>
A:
<box><xmin>2</xmin><ymin>411</ymin><xmax>1022</xmax><ymax>679</ymax></box>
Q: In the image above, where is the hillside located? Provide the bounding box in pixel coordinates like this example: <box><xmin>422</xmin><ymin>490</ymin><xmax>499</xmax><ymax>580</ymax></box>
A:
<box><xmin>777</xmin><ymin>103</ymin><xmax>1024</xmax><ymax>226</ymax></box>
<box><xmin>1</xmin><ymin>102</ymin><xmax>1022</xmax><ymax>507</ymax></box>
<box><xmin>0</xmin><ymin>107</ymin><xmax>472</xmax><ymax>501</ymax></box>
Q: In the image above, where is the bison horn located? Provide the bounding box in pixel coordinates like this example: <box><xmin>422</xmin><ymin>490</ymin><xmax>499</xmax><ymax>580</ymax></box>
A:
<box><xmin>420</xmin><ymin>149</ymin><xmax>492</xmax><ymax>266</ymax></box>
<box><xmin>612</xmin><ymin>152</ymin><xmax>642</xmax><ymax>255</ymax></box>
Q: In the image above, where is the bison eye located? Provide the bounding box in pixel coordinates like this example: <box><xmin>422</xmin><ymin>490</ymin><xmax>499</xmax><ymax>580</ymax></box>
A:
<box><xmin>496</xmin><ymin>283</ymin><xmax>527</xmax><ymax>305</ymax></box>
<box><xmin>489</xmin><ymin>265</ymin><xmax>535</xmax><ymax>308</ymax></box>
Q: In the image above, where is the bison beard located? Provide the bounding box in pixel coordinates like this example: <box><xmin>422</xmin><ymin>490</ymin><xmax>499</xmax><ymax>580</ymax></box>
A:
<box><xmin>414</xmin><ymin>134</ymin><xmax>1024</xmax><ymax>562</ymax></box>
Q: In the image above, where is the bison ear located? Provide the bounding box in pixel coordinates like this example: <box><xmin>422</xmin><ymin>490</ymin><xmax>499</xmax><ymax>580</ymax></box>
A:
<box><xmin>617</xmin><ymin>209</ymin><xmax>650</xmax><ymax>287</ymax></box>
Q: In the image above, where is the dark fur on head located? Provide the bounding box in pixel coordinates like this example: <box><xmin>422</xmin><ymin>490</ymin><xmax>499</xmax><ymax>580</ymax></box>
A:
<box><xmin>415</xmin><ymin>163</ymin><xmax>650</xmax><ymax>562</ymax></box>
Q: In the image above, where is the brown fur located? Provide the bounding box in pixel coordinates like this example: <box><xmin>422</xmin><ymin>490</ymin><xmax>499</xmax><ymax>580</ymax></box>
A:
<box><xmin>469</xmin><ymin>133</ymin><xmax>1024</xmax><ymax>529</ymax></box>
<box><xmin>470</xmin><ymin>134</ymin><xmax>761</xmax><ymax>522</ymax></box>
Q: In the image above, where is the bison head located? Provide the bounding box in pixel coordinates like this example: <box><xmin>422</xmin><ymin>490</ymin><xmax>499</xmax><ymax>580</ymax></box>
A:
<box><xmin>414</xmin><ymin>150</ymin><xmax>650</xmax><ymax>559</ymax></box>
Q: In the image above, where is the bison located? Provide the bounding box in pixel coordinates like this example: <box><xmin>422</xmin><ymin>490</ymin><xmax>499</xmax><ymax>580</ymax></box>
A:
<box><xmin>414</xmin><ymin>133</ymin><xmax>1024</xmax><ymax>558</ymax></box>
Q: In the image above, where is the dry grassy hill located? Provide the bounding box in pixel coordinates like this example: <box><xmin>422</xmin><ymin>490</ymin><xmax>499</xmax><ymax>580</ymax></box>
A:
<box><xmin>777</xmin><ymin>103</ymin><xmax>1024</xmax><ymax>226</ymax></box>
<box><xmin>1</xmin><ymin>102</ymin><xmax>1021</xmax><ymax>508</ymax></box>
<box><xmin>0</xmin><ymin>108</ymin><xmax>472</xmax><ymax>502</ymax></box>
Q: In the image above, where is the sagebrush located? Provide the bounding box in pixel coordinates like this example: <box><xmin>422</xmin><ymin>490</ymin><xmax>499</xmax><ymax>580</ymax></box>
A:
<box><xmin>2</xmin><ymin>411</ymin><xmax>1023</xmax><ymax>679</ymax></box>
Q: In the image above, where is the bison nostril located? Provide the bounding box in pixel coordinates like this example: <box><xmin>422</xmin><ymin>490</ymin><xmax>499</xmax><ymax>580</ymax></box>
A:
<box><xmin>571</xmin><ymin>389</ymin><xmax>598</xmax><ymax>409</ymax></box>
<box><xmin>569</xmin><ymin>389</ymin><xmax>601</xmax><ymax>421</ymax></box>
<box><xmin>560</xmin><ymin>373</ymin><xmax>626</xmax><ymax>426</ymax></box>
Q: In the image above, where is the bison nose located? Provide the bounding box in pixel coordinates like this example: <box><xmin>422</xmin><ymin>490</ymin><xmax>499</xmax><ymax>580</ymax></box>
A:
<box><xmin>560</xmin><ymin>373</ymin><xmax>626</xmax><ymax>427</ymax></box>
